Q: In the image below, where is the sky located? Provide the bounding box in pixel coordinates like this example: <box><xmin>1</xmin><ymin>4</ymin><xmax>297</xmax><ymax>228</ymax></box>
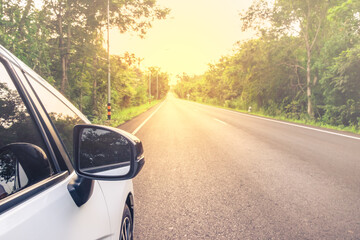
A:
<box><xmin>109</xmin><ymin>0</ymin><xmax>255</xmax><ymax>79</ymax></box>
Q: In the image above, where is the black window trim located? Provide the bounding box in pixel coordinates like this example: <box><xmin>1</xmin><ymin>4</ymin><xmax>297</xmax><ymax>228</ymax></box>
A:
<box><xmin>0</xmin><ymin>171</ymin><xmax>69</xmax><ymax>214</ymax></box>
<box><xmin>21</xmin><ymin>71</ymin><xmax>75</xmax><ymax>172</ymax></box>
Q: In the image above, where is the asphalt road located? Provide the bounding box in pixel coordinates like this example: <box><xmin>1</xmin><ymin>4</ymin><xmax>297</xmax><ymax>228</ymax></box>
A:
<box><xmin>119</xmin><ymin>94</ymin><xmax>360</xmax><ymax>239</ymax></box>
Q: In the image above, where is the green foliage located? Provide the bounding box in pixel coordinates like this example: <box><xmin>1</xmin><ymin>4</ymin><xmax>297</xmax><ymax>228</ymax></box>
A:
<box><xmin>0</xmin><ymin>0</ymin><xmax>52</xmax><ymax>78</ymax></box>
<box><xmin>321</xmin><ymin>45</ymin><xmax>360</xmax><ymax>127</ymax></box>
<box><xmin>0</xmin><ymin>0</ymin><xmax>170</xmax><ymax>121</ymax></box>
<box><xmin>174</xmin><ymin>0</ymin><xmax>360</xmax><ymax>130</ymax></box>
<box><xmin>146</xmin><ymin>67</ymin><xmax>170</xmax><ymax>101</ymax></box>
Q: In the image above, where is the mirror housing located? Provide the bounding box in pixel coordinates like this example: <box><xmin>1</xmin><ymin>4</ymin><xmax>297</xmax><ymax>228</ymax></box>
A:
<box><xmin>73</xmin><ymin>124</ymin><xmax>144</xmax><ymax>180</ymax></box>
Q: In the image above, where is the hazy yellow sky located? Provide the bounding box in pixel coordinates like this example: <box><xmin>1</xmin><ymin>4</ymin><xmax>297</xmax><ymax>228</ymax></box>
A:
<box><xmin>110</xmin><ymin>0</ymin><xmax>255</xmax><ymax>78</ymax></box>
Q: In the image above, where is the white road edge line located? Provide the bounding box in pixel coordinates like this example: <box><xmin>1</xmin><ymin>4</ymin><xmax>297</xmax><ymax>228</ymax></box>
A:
<box><xmin>186</xmin><ymin>100</ymin><xmax>360</xmax><ymax>141</ymax></box>
<box><xmin>214</xmin><ymin>118</ymin><xmax>227</xmax><ymax>125</ymax></box>
<box><xmin>132</xmin><ymin>101</ymin><xmax>165</xmax><ymax>135</ymax></box>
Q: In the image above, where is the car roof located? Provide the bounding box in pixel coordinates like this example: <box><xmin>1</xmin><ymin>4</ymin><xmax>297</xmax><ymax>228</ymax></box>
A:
<box><xmin>0</xmin><ymin>44</ymin><xmax>90</xmax><ymax>124</ymax></box>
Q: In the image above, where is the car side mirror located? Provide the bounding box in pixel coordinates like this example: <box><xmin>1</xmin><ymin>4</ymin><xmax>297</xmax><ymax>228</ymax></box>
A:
<box><xmin>73</xmin><ymin>125</ymin><xmax>144</xmax><ymax>180</ymax></box>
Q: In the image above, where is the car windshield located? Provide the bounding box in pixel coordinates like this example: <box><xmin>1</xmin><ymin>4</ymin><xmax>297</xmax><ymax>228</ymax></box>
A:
<box><xmin>1</xmin><ymin>0</ymin><xmax>360</xmax><ymax>238</ymax></box>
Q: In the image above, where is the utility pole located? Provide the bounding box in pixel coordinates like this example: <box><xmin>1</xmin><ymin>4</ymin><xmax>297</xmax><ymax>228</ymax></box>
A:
<box><xmin>107</xmin><ymin>0</ymin><xmax>111</xmax><ymax>120</ymax></box>
<box><xmin>148</xmin><ymin>71</ymin><xmax>151</xmax><ymax>103</ymax></box>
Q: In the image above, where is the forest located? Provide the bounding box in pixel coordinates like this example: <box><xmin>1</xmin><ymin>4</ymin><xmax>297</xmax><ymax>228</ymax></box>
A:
<box><xmin>174</xmin><ymin>0</ymin><xmax>360</xmax><ymax>130</ymax></box>
<box><xmin>0</xmin><ymin>0</ymin><xmax>170</xmax><ymax>121</ymax></box>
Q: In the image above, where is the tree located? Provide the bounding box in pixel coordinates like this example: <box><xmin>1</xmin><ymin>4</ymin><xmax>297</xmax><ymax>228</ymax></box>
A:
<box><xmin>0</xmin><ymin>0</ymin><xmax>170</xmax><ymax>122</ymax></box>
<box><xmin>319</xmin><ymin>0</ymin><xmax>360</xmax><ymax>127</ymax></box>
<box><xmin>44</xmin><ymin>0</ymin><xmax>170</xmax><ymax>95</ymax></box>
<box><xmin>321</xmin><ymin>45</ymin><xmax>360</xmax><ymax>126</ymax></box>
<box><xmin>147</xmin><ymin>67</ymin><xmax>169</xmax><ymax>100</ymax></box>
<box><xmin>0</xmin><ymin>0</ymin><xmax>52</xmax><ymax>78</ymax></box>
<box><xmin>241</xmin><ymin>0</ymin><xmax>337</xmax><ymax>117</ymax></box>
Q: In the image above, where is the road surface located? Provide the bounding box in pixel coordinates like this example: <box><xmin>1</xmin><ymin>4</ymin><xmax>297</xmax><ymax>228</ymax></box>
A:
<box><xmin>119</xmin><ymin>94</ymin><xmax>360</xmax><ymax>239</ymax></box>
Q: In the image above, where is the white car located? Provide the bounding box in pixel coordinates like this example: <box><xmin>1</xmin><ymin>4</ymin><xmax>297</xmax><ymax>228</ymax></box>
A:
<box><xmin>0</xmin><ymin>44</ymin><xmax>144</xmax><ymax>240</ymax></box>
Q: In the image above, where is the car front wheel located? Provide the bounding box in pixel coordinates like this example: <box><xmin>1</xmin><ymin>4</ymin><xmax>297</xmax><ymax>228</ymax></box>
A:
<box><xmin>120</xmin><ymin>204</ymin><xmax>133</xmax><ymax>240</ymax></box>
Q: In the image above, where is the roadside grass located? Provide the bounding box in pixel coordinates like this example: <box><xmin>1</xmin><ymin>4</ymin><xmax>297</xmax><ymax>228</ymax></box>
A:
<box><xmin>187</xmin><ymin>99</ymin><xmax>360</xmax><ymax>135</ymax></box>
<box><xmin>93</xmin><ymin>100</ymin><xmax>161</xmax><ymax>128</ymax></box>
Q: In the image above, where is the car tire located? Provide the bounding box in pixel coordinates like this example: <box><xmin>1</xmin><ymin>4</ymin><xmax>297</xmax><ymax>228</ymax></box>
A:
<box><xmin>120</xmin><ymin>204</ymin><xmax>133</xmax><ymax>240</ymax></box>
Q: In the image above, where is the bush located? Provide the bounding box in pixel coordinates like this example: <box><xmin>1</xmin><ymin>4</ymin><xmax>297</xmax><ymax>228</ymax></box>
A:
<box><xmin>322</xmin><ymin>99</ymin><xmax>360</xmax><ymax>127</ymax></box>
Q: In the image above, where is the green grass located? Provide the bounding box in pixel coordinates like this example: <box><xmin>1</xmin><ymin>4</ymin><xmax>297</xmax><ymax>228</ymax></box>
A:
<box><xmin>93</xmin><ymin>100</ymin><xmax>162</xmax><ymax>128</ymax></box>
<box><xmin>188</xmin><ymin>99</ymin><xmax>360</xmax><ymax>135</ymax></box>
<box><xmin>251</xmin><ymin>112</ymin><xmax>360</xmax><ymax>134</ymax></box>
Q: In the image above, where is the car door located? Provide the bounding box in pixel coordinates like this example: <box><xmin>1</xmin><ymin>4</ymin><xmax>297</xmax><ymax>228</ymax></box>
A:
<box><xmin>0</xmin><ymin>57</ymin><xmax>112</xmax><ymax>240</ymax></box>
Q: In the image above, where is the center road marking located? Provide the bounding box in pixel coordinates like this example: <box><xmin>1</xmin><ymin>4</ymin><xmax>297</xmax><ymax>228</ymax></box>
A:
<box><xmin>214</xmin><ymin>118</ymin><xmax>227</xmax><ymax>125</ymax></box>
<box><xmin>132</xmin><ymin>101</ymin><xmax>165</xmax><ymax>135</ymax></box>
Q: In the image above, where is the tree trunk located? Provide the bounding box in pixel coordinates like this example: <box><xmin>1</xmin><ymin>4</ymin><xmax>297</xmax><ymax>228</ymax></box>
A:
<box><xmin>306</xmin><ymin>49</ymin><xmax>313</xmax><ymax>117</ymax></box>
<box><xmin>79</xmin><ymin>59</ymin><xmax>86</xmax><ymax>112</ymax></box>
<box><xmin>92</xmin><ymin>57</ymin><xmax>97</xmax><ymax>113</ymax></box>
<box><xmin>303</xmin><ymin>0</ymin><xmax>317</xmax><ymax>119</ymax></box>
<box><xmin>80</xmin><ymin>77</ymin><xmax>83</xmax><ymax>112</ymax></box>
<box><xmin>64</xmin><ymin>0</ymin><xmax>71</xmax><ymax>94</ymax></box>
<box><xmin>58</xmin><ymin>1</ymin><xmax>69</xmax><ymax>95</ymax></box>
<box><xmin>18</xmin><ymin>0</ymin><xmax>33</xmax><ymax>37</ymax></box>
<box><xmin>58</xmin><ymin>8</ymin><xmax>67</xmax><ymax>94</ymax></box>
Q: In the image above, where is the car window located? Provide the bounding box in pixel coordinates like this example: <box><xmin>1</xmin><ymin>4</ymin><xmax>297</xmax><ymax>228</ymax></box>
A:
<box><xmin>0</xmin><ymin>62</ymin><xmax>53</xmax><ymax>200</ymax></box>
<box><xmin>25</xmin><ymin>74</ymin><xmax>87</xmax><ymax>159</ymax></box>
